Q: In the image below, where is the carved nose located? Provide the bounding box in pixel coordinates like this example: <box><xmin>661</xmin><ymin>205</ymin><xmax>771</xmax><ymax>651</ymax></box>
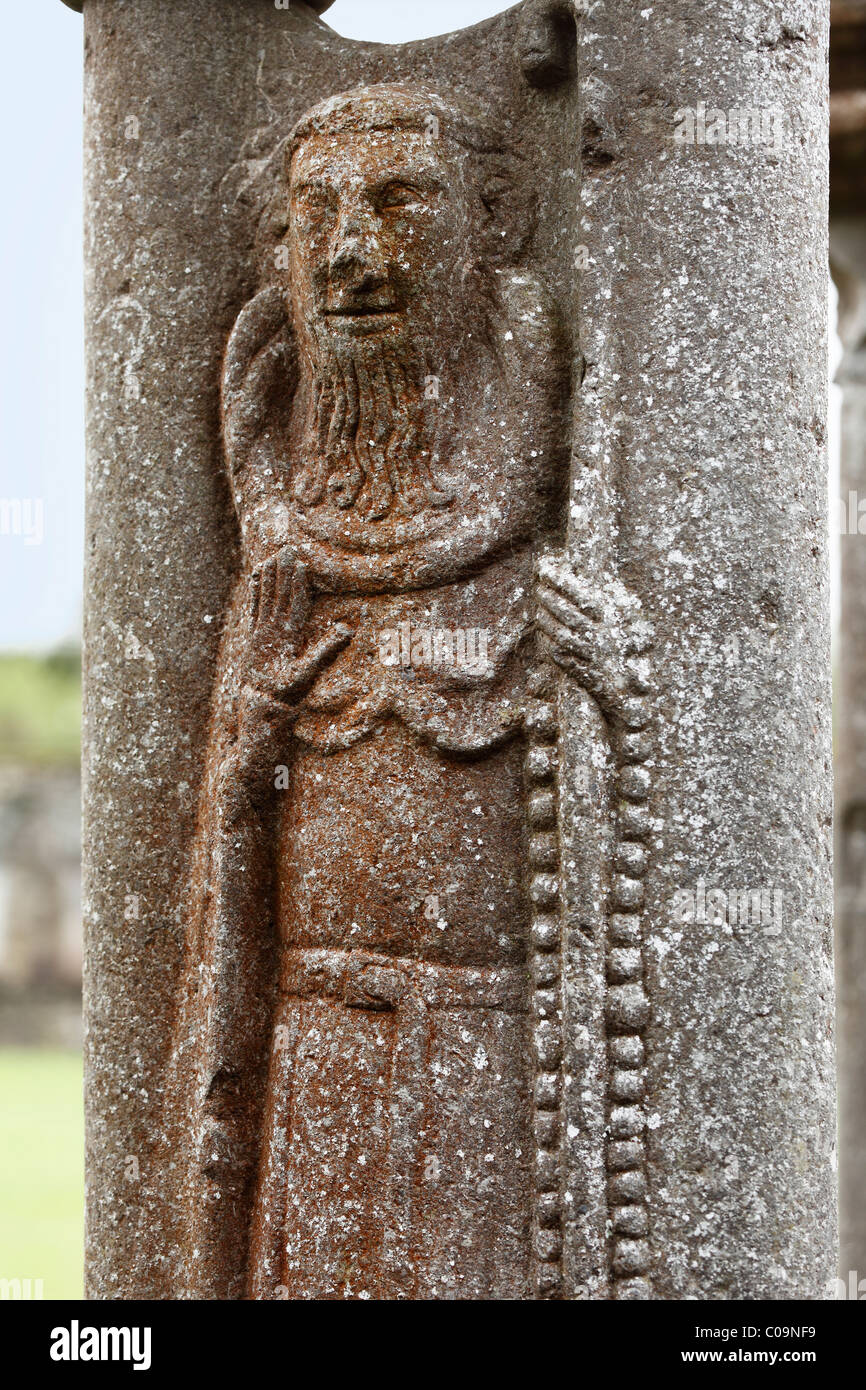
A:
<box><xmin>330</xmin><ymin>217</ymin><xmax>386</xmax><ymax>287</ymax></box>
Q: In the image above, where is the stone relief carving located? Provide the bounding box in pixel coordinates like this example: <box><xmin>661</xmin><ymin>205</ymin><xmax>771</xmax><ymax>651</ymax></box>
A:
<box><xmin>168</xmin><ymin>79</ymin><xmax>653</xmax><ymax>1300</ymax></box>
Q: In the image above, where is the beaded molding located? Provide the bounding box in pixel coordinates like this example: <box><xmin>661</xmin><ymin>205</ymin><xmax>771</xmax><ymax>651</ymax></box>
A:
<box><xmin>526</xmin><ymin>653</ymin><xmax>654</xmax><ymax>1300</ymax></box>
<box><xmin>525</xmin><ymin>665</ymin><xmax>566</xmax><ymax>1299</ymax></box>
<box><xmin>606</xmin><ymin>662</ymin><xmax>654</xmax><ymax>1300</ymax></box>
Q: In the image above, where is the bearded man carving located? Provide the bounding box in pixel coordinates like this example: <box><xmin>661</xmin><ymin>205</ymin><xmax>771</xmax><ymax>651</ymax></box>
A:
<box><xmin>169</xmin><ymin>83</ymin><xmax>618</xmax><ymax>1301</ymax></box>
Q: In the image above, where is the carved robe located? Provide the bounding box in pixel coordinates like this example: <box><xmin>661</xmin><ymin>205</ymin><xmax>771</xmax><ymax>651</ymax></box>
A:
<box><xmin>249</xmin><ymin>559</ymin><xmax>535</xmax><ymax>1298</ymax></box>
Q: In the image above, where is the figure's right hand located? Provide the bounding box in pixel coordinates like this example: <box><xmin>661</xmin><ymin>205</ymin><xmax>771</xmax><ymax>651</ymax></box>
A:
<box><xmin>222</xmin><ymin>286</ymin><xmax>295</xmax><ymax>481</ymax></box>
<box><xmin>243</xmin><ymin>549</ymin><xmax>353</xmax><ymax>706</ymax></box>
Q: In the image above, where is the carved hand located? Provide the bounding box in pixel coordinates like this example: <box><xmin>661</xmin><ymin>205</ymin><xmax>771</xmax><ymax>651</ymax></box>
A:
<box><xmin>242</xmin><ymin>548</ymin><xmax>352</xmax><ymax>707</ymax></box>
<box><xmin>535</xmin><ymin>554</ymin><xmax>652</xmax><ymax>723</ymax></box>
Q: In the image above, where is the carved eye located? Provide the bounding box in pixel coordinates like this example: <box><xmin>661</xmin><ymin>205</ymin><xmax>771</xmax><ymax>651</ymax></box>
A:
<box><xmin>292</xmin><ymin>185</ymin><xmax>338</xmax><ymax>222</ymax></box>
<box><xmin>376</xmin><ymin>182</ymin><xmax>423</xmax><ymax>212</ymax></box>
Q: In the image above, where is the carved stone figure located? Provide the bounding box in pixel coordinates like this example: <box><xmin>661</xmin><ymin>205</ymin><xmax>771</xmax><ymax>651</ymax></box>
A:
<box><xmin>167</xmin><ymin>81</ymin><xmax>643</xmax><ymax>1300</ymax></box>
<box><xmin>73</xmin><ymin>0</ymin><xmax>835</xmax><ymax>1308</ymax></box>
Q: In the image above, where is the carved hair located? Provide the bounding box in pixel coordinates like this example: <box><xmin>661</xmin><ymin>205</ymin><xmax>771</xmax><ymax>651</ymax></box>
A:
<box><xmin>286</xmin><ymin>82</ymin><xmax>503</xmax><ymax>160</ymax></box>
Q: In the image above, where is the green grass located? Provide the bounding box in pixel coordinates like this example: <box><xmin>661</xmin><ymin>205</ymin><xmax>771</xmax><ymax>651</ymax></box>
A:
<box><xmin>0</xmin><ymin>1049</ymin><xmax>84</xmax><ymax>1299</ymax></box>
<box><xmin>0</xmin><ymin>650</ymin><xmax>80</xmax><ymax>766</ymax></box>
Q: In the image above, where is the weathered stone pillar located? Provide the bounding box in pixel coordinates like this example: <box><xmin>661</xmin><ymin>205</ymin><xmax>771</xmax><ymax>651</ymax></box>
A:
<box><xmin>73</xmin><ymin>0</ymin><xmax>834</xmax><ymax>1299</ymax></box>
<box><xmin>574</xmin><ymin>0</ymin><xmax>835</xmax><ymax>1301</ymax></box>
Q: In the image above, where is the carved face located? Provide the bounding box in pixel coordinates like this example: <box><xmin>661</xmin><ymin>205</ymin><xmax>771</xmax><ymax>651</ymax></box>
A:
<box><xmin>254</xmin><ymin>96</ymin><xmax>560</xmax><ymax>588</ymax></box>
<box><xmin>288</xmin><ymin>130</ymin><xmax>472</xmax><ymax>347</ymax></box>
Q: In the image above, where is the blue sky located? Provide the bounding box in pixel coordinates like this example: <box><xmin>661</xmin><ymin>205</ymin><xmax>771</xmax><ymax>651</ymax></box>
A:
<box><xmin>0</xmin><ymin>3</ymin><xmax>85</xmax><ymax>651</ymax></box>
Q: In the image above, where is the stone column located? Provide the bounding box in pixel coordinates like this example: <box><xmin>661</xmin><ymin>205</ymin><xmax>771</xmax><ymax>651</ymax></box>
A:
<box><xmin>573</xmin><ymin>0</ymin><xmax>834</xmax><ymax>1300</ymax></box>
<box><xmin>71</xmin><ymin>0</ymin><xmax>834</xmax><ymax>1299</ymax></box>
<box><xmin>78</xmin><ymin>0</ymin><xmax>281</xmax><ymax>1299</ymax></box>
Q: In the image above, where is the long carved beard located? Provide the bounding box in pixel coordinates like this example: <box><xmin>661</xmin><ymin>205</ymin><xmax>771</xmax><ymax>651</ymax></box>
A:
<box><xmin>292</xmin><ymin>323</ymin><xmax>453</xmax><ymax>521</ymax></box>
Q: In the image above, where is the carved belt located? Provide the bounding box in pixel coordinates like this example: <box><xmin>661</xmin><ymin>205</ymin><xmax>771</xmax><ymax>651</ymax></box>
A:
<box><xmin>279</xmin><ymin>946</ymin><xmax>526</xmax><ymax>1014</ymax></box>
